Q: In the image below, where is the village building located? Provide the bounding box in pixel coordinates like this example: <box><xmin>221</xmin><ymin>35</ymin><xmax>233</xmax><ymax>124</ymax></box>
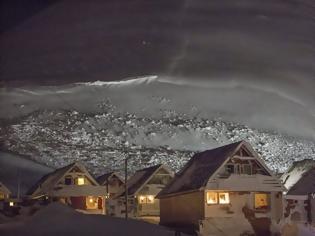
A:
<box><xmin>0</xmin><ymin>181</ymin><xmax>13</xmax><ymax>210</ymax></box>
<box><xmin>97</xmin><ymin>172</ymin><xmax>125</xmax><ymax>198</ymax></box>
<box><xmin>27</xmin><ymin>162</ymin><xmax>107</xmax><ymax>214</ymax></box>
<box><xmin>281</xmin><ymin>159</ymin><xmax>315</xmax><ymax>226</ymax></box>
<box><xmin>111</xmin><ymin>164</ymin><xmax>174</xmax><ymax>218</ymax></box>
<box><xmin>157</xmin><ymin>141</ymin><xmax>285</xmax><ymax>236</ymax></box>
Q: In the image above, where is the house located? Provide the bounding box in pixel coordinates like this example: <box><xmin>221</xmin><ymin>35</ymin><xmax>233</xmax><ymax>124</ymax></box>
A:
<box><xmin>27</xmin><ymin>162</ymin><xmax>107</xmax><ymax>214</ymax></box>
<box><xmin>157</xmin><ymin>141</ymin><xmax>285</xmax><ymax>236</ymax></box>
<box><xmin>97</xmin><ymin>172</ymin><xmax>125</xmax><ymax>198</ymax></box>
<box><xmin>0</xmin><ymin>181</ymin><xmax>12</xmax><ymax>210</ymax></box>
<box><xmin>281</xmin><ymin>159</ymin><xmax>315</xmax><ymax>226</ymax></box>
<box><xmin>112</xmin><ymin>164</ymin><xmax>174</xmax><ymax>218</ymax></box>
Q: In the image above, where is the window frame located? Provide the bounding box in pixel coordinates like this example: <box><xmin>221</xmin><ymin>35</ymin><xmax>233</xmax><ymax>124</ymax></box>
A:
<box><xmin>206</xmin><ymin>191</ymin><xmax>230</xmax><ymax>205</ymax></box>
<box><xmin>254</xmin><ymin>193</ymin><xmax>270</xmax><ymax>211</ymax></box>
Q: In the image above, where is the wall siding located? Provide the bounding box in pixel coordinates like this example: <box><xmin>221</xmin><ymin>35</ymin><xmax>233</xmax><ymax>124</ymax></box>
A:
<box><xmin>160</xmin><ymin>191</ymin><xmax>204</xmax><ymax>227</ymax></box>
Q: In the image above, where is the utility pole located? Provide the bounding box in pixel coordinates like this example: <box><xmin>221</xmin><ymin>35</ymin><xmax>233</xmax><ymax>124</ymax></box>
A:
<box><xmin>124</xmin><ymin>155</ymin><xmax>128</xmax><ymax>220</ymax></box>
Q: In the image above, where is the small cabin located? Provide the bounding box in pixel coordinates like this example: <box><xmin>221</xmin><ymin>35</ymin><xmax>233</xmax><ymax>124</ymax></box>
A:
<box><xmin>97</xmin><ymin>172</ymin><xmax>124</xmax><ymax>198</ymax></box>
<box><xmin>0</xmin><ymin>181</ymin><xmax>12</xmax><ymax>210</ymax></box>
<box><xmin>157</xmin><ymin>141</ymin><xmax>285</xmax><ymax>236</ymax></box>
<box><xmin>112</xmin><ymin>164</ymin><xmax>174</xmax><ymax>218</ymax></box>
<box><xmin>281</xmin><ymin>159</ymin><xmax>315</xmax><ymax>226</ymax></box>
<box><xmin>27</xmin><ymin>162</ymin><xmax>107</xmax><ymax>214</ymax></box>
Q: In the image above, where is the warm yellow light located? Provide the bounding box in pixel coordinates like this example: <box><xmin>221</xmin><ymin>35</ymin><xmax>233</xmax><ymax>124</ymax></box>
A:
<box><xmin>9</xmin><ymin>201</ymin><xmax>14</xmax><ymax>207</ymax></box>
<box><xmin>77</xmin><ymin>177</ymin><xmax>85</xmax><ymax>185</ymax></box>
<box><xmin>219</xmin><ymin>192</ymin><xmax>230</xmax><ymax>204</ymax></box>
<box><xmin>255</xmin><ymin>193</ymin><xmax>269</xmax><ymax>209</ymax></box>
<box><xmin>206</xmin><ymin>192</ymin><xmax>218</xmax><ymax>204</ymax></box>
<box><xmin>89</xmin><ymin>198</ymin><xmax>94</xmax><ymax>203</ymax></box>
<box><xmin>139</xmin><ymin>195</ymin><xmax>146</xmax><ymax>204</ymax></box>
<box><xmin>147</xmin><ymin>195</ymin><xmax>154</xmax><ymax>204</ymax></box>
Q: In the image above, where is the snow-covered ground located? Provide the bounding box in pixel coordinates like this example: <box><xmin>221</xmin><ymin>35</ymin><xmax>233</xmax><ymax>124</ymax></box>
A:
<box><xmin>0</xmin><ymin>203</ymin><xmax>181</xmax><ymax>236</ymax></box>
<box><xmin>1</xmin><ymin>77</ymin><xmax>315</xmax><ymax>175</ymax></box>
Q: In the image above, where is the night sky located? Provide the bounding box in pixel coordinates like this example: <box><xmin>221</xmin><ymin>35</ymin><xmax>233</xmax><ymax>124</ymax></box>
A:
<box><xmin>0</xmin><ymin>0</ymin><xmax>314</xmax><ymax>91</ymax></box>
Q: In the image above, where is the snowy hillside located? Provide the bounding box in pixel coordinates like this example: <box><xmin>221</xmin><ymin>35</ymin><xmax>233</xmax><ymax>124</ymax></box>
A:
<box><xmin>1</xmin><ymin>77</ymin><xmax>315</xmax><ymax>175</ymax></box>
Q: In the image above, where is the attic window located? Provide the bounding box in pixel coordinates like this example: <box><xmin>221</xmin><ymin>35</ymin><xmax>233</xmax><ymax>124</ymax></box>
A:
<box><xmin>65</xmin><ymin>176</ymin><xmax>73</xmax><ymax>185</ymax></box>
<box><xmin>76</xmin><ymin>177</ymin><xmax>85</xmax><ymax>185</ymax></box>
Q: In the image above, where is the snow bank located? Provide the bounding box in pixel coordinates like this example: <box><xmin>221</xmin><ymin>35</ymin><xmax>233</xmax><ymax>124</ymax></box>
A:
<box><xmin>0</xmin><ymin>203</ymin><xmax>178</xmax><ymax>236</ymax></box>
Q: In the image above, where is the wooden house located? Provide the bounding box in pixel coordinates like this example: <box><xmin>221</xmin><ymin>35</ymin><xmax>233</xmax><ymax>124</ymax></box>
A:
<box><xmin>27</xmin><ymin>162</ymin><xmax>107</xmax><ymax>214</ymax></box>
<box><xmin>281</xmin><ymin>159</ymin><xmax>315</xmax><ymax>226</ymax></box>
<box><xmin>0</xmin><ymin>181</ymin><xmax>12</xmax><ymax>210</ymax></box>
<box><xmin>157</xmin><ymin>141</ymin><xmax>285</xmax><ymax>236</ymax></box>
<box><xmin>112</xmin><ymin>164</ymin><xmax>174</xmax><ymax>218</ymax></box>
<box><xmin>97</xmin><ymin>172</ymin><xmax>124</xmax><ymax>198</ymax></box>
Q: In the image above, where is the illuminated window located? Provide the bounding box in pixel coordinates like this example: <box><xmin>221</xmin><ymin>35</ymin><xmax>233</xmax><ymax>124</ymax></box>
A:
<box><xmin>255</xmin><ymin>193</ymin><xmax>269</xmax><ymax>210</ymax></box>
<box><xmin>219</xmin><ymin>192</ymin><xmax>230</xmax><ymax>204</ymax></box>
<box><xmin>76</xmin><ymin>177</ymin><xmax>85</xmax><ymax>185</ymax></box>
<box><xmin>9</xmin><ymin>201</ymin><xmax>14</xmax><ymax>207</ymax></box>
<box><xmin>0</xmin><ymin>193</ymin><xmax>5</xmax><ymax>200</ymax></box>
<box><xmin>86</xmin><ymin>196</ymin><xmax>98</xmax><ymax>209</ymax></box>
<box><xmin>206</xmin><ymin>192</ymin><xmax>218</xmax><ymax>204</ymax></box>
<box><xmin>147</xmin><ymin>195</ymin><xmax>154</xmax><ymax>204</ymax></box>
<box><xmin>138</xmin><ymin>195</ymin><xmax>155</xmax><ymax>204</ymax></box>
<box><xmin>139</xmin><ymin>195</ymin><xmax>146</xmax><ymax>204</ymax></box>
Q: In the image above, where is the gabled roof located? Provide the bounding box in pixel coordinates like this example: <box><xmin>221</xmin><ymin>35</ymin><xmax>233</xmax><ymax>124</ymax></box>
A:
<box><xmin>97</xmin><ymin>172</ymin><xmax>124</xmax><ymax>185</ymax></box>
<box><xmin>287</xmin><ymin>167</ymin><xmax>315</xmax><ymax>195</ymax></box>
<box><xmin>281</xmin><ymin>159</ymin><xmax>315</xmax><ymax>194</ymax></box>
<box><xmin>0</xmin><ymin>181</ymin><xmax>11</xmax><ymax>195</ymax></box>
<box><xmin>119</xmin><ymin>164</ymin><xmax>173</xmax><ymax>197</ymax></box>
<box><xmin>27</xmin><ymin>162</ymin><xmax>99</xmax><ymax>197</ymax></box>
<box><xmin>157</xmin><ymin>140</ymin><xmax>276</xmax><ymax>198</ymax></box>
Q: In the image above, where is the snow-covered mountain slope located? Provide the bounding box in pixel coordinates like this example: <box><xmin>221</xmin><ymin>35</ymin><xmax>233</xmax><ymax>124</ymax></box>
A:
<box><xmin>0</xmin><ymin>77</ymin><xmax>315</xmax><ymax>175</ymax></box>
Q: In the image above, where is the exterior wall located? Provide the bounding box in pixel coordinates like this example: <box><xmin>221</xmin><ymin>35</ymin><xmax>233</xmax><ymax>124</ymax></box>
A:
<box><xmin>160</xmin><ymin>191</ymin><xmax>204</xmax><ymax>227</ymax></box>
<box><xmin>311</xmin><ymin>195</ymin><xmax>315</xmax><ymax>226</ymax></box>
<box><xmin>205</xmin><ymin>191</ymin><xmax>282</xmax><ymax>221</ymax></box>
<box><xmin>284</xmin><ymin>196</ymin><xmax>309</xmax><ymax>224</ymax></box>
<box><xmin>107</xmin><ymin>178</ymin><xmax>124</xmax><ymax>197</ymax></box>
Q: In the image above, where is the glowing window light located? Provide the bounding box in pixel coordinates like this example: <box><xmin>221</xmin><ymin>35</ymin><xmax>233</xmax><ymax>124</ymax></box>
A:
<box><xmin>219</xmin><ymin>192</ymin><xmax>230</xmax><ymax>204</ymax></box>
<box><xmin>255</xmin><ymin>193</ymin><xmax>269</xmax><ymax>209</ymax></box>
<box><xmin>77</xmin><ymin>177</ymin><xmax>85</xmax><ymax>185</ymax></box>
<box><xmin>139</xmin><ymin>195</ymin><xmax>146</xmax><ymax>204</ymax></box>
<box><xmin>9</xmin><ymin>201</ymin><xmax>14</xmax><ymax>207</ymax></box>
<box><xmin>147</xmin><ymin>195</ymin><xmax>154</xmax><ymax>204</ymax></box>
<box><xmin>206</xmin><ymin>192</ymin><xmax>218</xmax><ymax>204</ymax></box>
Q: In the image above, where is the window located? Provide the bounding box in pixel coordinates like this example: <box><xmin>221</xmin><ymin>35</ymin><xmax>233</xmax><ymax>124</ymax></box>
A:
<box><xmin>242</xmin><ymin>164</ymin><xmax>252</xmax><ymax>175</ymax></box>
<box><xmin>138</xmin><ymin>195</ymin><xmax>155</xmax><ymax>204</ymax></box>
<box><xmin>0</xmin><ymin>192</ymin><xmax>5</xmax><ymax>200</ymax></box>
<box><xmin>76</xmin><ymin>177</ymin><xmax>85</xmax><ymax>185</ymax></box>
<box><xmin>86</xmin><ymin>196</ymin><xmax>98</xmax><ymax>209</ymax></box>
<box><xmin>65</xmin><ymin>176</ymin><xmax>73</xmax><ymax>185</ymax></box>
<box><xmin>206</xmin><ymin>192</ymin><xmax>218</xmax><ymax>204</ymax></box>
<box><xmin>207</xmin><ymin>192</ymin><xmax>230</xmax><ymax>205</ymax></box>
<box><xmin>225</xmin><ymin>164</ymin><xmax>234</xmax><ymax>174</ymax></box>
<box><xmin>254</xmin><ymin>193</ymin><xmax>269</xmax><ymax>210</ymax></box>
<box><xmin>218</xmin><ymin>192</ymin><xmax>230</xmax><ymax>204</ymax></box>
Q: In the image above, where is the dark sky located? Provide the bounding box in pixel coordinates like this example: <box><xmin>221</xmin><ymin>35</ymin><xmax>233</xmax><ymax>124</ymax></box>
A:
<box><xmin>0</xmin><ymin>0</ymin><xmax>314</xmax><ymax>87</ymax></box>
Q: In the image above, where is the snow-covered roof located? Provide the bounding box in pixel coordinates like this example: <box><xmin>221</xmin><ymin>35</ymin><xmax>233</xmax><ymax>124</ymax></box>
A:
<box><xmin>97</xmin><ymin>172</ymin><xmax>124</xmax><ymax>186</ymax></box>
<box><xmin>118</xmin><ymin>164</ymin><xmax>173</xmax><ymax>197</ymax></box>
<box><xmin>157</xmin><ymin>140</ymin><xmax>278</xmax><ymax>198</ymax></box>
<box><xmin>27</xmin><ymin>162</ymin><xmax>100</xmax><ymax>197</ymax></box>
<box><xmin>282</xmin><ymin>159</ymin><xmax>315</xmax><ymax>195</ymax></box>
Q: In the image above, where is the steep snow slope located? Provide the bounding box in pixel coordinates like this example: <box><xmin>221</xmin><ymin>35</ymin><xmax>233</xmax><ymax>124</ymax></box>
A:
<box><xmin>0</xmin><ymin>77</ymin><xmax>315</xmax><ymax>175</ymax></box>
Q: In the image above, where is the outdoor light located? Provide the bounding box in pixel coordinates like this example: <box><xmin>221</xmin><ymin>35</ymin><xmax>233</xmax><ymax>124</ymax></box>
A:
<box><xmin>9</xmin><ymin>201</ymin><xmax>14</xmax><ymax>207</ymax></box>
<box><xmin>89</xmin><ymin>198</ymin><xmax>94</xmax><ymax>203</ymax></box>
<box><xmin>147</xmin><ymin>195</ymin><xmax>154</xmax><ymax>203</ymax></box>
